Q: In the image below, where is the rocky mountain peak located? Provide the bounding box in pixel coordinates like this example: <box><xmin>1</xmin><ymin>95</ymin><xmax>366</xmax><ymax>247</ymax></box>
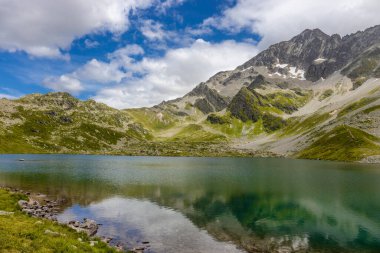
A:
<box><xmin>238</xmin><ymin>25</ymin><xmax>380</xmax><ymax>82</ymax></box>
<box><xmin>296</xmin><ymin>28</ymin><xmax>330</xmax><ymax>41</ymax></box>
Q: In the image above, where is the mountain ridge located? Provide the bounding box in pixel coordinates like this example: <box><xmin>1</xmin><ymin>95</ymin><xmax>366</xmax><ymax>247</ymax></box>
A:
<box><xmin>1</xmin><ymin>25</ymin><xmax>380</xmax><ymax>162</ymax></box>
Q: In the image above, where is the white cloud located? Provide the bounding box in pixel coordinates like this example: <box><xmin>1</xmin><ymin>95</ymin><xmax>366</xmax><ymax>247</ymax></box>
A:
<box><xmin>43</xmin><ymin>44</ymin><xmax>144</xmax><ymax>93</ymax></box>
<box><xmin>44</xmin><ymin>39</ymin><xmax>258</xmax><ymax>108</ymax></box>
<box><xmin>156</xmin><ymin>0</ymin><xmax>186</xmax><ymax>13</ymax></box>
<box><xmin>93</xmin><ymin>39</ymin><xmax>258</xmax><ymax>108</ymax></box>
<box><xmin>140</xmin><ymin>20</ymin><xmax>170</xmax><ymax>41</ymax></box>
<box><xmin>43</xmin><ymin>75</ymin><xmax>83</xmax><ymax>94</ymax></box>
<box><xmin>75</xmin><ymin>59</ymin><xmax>128</xmax><ymax>84</ymax></box>
<box><xmin>0</xmin><ymin>0</ymin><xmax>154</xmax><ymax>58</ymax></box>
<box><xmin>205</xmin><ymin>0</ymin><xmax>380</xmax><ymax>49</ymax></box>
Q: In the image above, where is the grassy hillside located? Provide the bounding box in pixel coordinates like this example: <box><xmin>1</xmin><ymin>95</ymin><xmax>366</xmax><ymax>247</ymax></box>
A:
<box><xmin>1</xmin><ymin>85</ymin><xmax>380</xmax><ymax>162</ymax></box>
<box><xmin>298</xmin><ymin>125</ymin><xmax>380</xmax><ymax>161</ymax></box>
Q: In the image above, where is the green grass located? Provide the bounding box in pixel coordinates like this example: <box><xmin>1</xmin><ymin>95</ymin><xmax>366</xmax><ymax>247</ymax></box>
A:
<box><xmin>338</xmin><ymin>97</ymin><xmax>379</xmax><ymax>117</ymax></box>
<box><xmin>298</xmin><ymin>125</ymin><xmax>380</xmax><ymax>161</ymax></box>
<box><xmin>265</xmin><ymin>90</ymin><xmax>312</xmax><ymax>114</ymax></box>
<box><xmin>0</xmin><ymin>134</ymin><xmax>44</xmax><ymax>154</ymax></box>
<box><xmin>0</xmin><ymin>189</ymin><xmax>117</xmax><ymax>253</ymax></box>
<box><xmin>206</xmin><ymin>114</ymin><xmax>231</xmax><ymax>125</ymax></box>
<box><xmin>262</xmin><ymin>114</ymin><xmax>287</xmax><ymax>133</ymax></box>
<box><xmin>169</xmin><ymin>124</ymin><xmax>227</xmax><ymax>142</ymax></box>
<box><xmin>126</xmin><ymin>108</ymin><xmax>177</xmax><ymax>131</ymax></box>
<box><xmin>362</xmin><ymin>105</ymin><xmax>380</xmax><ymax>114</ymax></box>
<box><xmin>205</xmin><ymin>113</ymin><xmax>265</xmax><ymax>138</ymax></box>
<box><xmin>280</xmin><ymin>113</ymin><xmax>331</xmax><ymax>136</ymax></box>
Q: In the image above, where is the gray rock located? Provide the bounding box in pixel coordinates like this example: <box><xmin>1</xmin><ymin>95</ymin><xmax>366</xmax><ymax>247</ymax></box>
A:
<box><xmin>68</xmin><ymin>218</ymin><xmax>98</xmax><ymax>236</ymax></box>
<box><xmin>188</xmin><ymin>83</ymin><xmax>229</xmax><ymax>113</ymax></box>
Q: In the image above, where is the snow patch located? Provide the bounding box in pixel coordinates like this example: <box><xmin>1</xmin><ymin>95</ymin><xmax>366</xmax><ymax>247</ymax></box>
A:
<box><xmin>289</xmin><ymin>67</ymin><xmax>306</xmax><ymax>80</ymax></box>
<box><xmin>314</xmin><ymin>58</ymin><xmax>327</xmax><ymax>64</ymax></box>
<box><xmin>275</xmin><ymin>63</ymin><xmax>288</xmax><ymax>68</ymax></box>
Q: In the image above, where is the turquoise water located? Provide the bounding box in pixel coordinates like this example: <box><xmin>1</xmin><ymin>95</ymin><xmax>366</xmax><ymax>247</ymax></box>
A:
<box><xmin>0</xmin><ymin>154</ymin><xmax>379</xmax><ymax>252</ymax></box>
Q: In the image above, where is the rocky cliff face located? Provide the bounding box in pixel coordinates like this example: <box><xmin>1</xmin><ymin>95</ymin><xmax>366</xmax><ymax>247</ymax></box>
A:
<box><xmin>187</xmin><ymin>83</ymin><xmax>230</xmax><ymax>113</ymax></box>
<box><xmin>239</xmin><ymin>25</ymin><xmax>380</xmax><ymax>82</ymax></box>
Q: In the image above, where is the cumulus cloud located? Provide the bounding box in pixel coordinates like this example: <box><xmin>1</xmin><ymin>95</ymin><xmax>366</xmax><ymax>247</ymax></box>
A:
<box><xmin>43</xmin><ymin>75</ymin><xmax>83</xmax><ymax>94</ymax></box>
<box><xmin>93</xmin><ymin>39</ymin><xmax>258</xmax><ymax>108</ymax></box>
<box><xmin>0</xmin><ymin>0</ymin><xmax>154</xmax><ymax>58</ymax></box>
<box><xmin>43</xmin><ymin>44</ymin><xmax>144</xmax><ymax>93</ymax></box>
<box><xmin>75</xmin><ymin>59</ymin><xmax>128</xmax><ymax>84</ymax></box>
<box><xmin>205</xmin><ymin>0</ymin><xmax>380</xmax><ymax>49</ymax></box>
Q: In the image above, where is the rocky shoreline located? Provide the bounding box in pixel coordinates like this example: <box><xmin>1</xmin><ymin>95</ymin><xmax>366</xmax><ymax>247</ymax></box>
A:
<box><xmin>2</xmin><ymin>187</ymin><xmax>151</xmax><ymax>253</ymax></box>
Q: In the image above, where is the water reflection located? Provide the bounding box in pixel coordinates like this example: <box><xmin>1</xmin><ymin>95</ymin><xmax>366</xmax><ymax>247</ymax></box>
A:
<box><xmin>59</xmin><ymin>197</ymin><xmax>245</xmax><ymax>253</ymax></box>
<box><xmin>0</xmin><ymin>155</ymin><xmax>380</xmax><ymax>252</ymax></box>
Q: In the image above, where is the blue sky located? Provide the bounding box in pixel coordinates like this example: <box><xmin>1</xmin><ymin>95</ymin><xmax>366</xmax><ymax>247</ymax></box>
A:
<box><xmin>0</xmin><ymin>0</ymin><xmax>379</xmax><ymax>108</ymax></box>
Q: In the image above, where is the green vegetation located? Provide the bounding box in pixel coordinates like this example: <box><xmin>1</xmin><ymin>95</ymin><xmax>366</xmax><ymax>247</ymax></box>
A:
<box><xmin>206</xmin><ymin>114</ymin><xmax>264</xmax><ymax>138</ymax></box>
<box><xmin>281</xmin><ymin>113</ymin><xmax>331</xmax><ymax>136</ymax></box>
<box><xmin>363</xmin><ymin>105</ymin><xmax>380</xmax><ymax>114</ymax></box>
<box><xmin>265</xmin><ymin>90</ymin><xmax>312</xmax><ymax>114</ymax></box>
<box><xmin>262</xmin><ymin>114</ymin><xmax>287</xmax><ymax>133</ymax></box>
<box><xmin>1</xmin><ymin>90</ymin><xmax>380</xmax><ymax>161</ymax></box>
<box><xmin>318</xmin><ymin>89</ymin><xmax>333</xmax><ymax>101</ymax></box>
<box><xmin>126</xmin><ymin>108</ymin><xmax>176</xmax><ymax>131</ymax></box>
<box><xmin>228</xmin><ymin>87</ymin><xmax>263</xmax><ymax>122</ymax></box>
<box><xmin>298</xmin><ymin>125</ymin><xmax>380</xmax><ymax>161</ymax></box>
<box><xmin>338</xmin><ymin>97</ymin><xmax>378</xmax><ymax>117</ymax></box>
<box><xmin>0</xmin><ymin>189</ymin><xmax>116</xmax><ymax>253</ymax></box>
<box><xmin>228</xmin><ymin>87</ymin><xmax>312</xmax><ymax>134</ymax></box>
<box><xmin>169</xmin><ymin>124</ymin><xmax>227</xmax><ymax>142</ymax></box>
<box><xmin>206</xmin><ymin>114</ymin><xmax>231</xmax><ymax>125</ymax></box>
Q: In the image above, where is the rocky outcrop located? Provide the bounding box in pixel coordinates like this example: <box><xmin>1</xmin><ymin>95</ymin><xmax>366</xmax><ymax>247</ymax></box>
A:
<box><xmin>188</xmin><ymin>83</ymin><xmax>230</xmax><ymax>113</ymax></box>
<box><xmin>18</xmin><ymin>198</ymin><xmax>60</xmax><ymax>221</ymax></box>
<box><xmin>239</xmin><ymin>25</ymin><xmax>380</xmax><ymax>81</ymax></box>
<box><xmin>248</xmin><ymin>75</ymin><xmax>267</xmax><ymax>90</ymax></box>
<box><xmin>228</xmin><ymin>87</ymin><xmax>264</xmax><ymax>122</ymax></box>
<box><xmin>194</xmin><ymin>98</ymin><xmax>214</xmax><ymax>114</ymax></box>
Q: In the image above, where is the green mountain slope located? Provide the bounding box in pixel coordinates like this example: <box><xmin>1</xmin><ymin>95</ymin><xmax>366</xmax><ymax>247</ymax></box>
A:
<box><xmin>2</xmin><ymin>26</ymin><xmax>380</xmax><ymax>162</ymax></box>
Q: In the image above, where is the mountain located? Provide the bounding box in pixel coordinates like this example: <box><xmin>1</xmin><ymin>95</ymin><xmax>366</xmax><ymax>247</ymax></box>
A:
<box><xmin>1</xmin><ymin>25</ymin><xmax>380</xmax><ymax>162</ymax></box>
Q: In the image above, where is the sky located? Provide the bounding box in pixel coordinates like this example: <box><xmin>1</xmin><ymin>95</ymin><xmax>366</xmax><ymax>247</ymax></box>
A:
<box><xmin>1</xmin><ymin>0</ymin><xmax>380</xmax><ymax>108</ymax></box>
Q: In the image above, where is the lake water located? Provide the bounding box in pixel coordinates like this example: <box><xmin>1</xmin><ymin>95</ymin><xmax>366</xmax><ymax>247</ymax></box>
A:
<box><xmin>0</xmin><ymin>155</ymin><xmax>379</xmax><ymax>252</ymax></box>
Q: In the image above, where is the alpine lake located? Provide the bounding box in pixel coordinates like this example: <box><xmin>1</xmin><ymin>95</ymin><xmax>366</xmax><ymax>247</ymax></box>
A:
<box><xmin>0</xmin><ymin>154</ymin><xmax>379</xmax><ymax>253</ymax></box>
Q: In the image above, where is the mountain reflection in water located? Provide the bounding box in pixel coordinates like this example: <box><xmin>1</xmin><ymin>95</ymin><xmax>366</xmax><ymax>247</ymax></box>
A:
<box><xmin>0</xmin><ymin>155</ymin><xmax>379</xmax><ymax>252</ymax></box>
